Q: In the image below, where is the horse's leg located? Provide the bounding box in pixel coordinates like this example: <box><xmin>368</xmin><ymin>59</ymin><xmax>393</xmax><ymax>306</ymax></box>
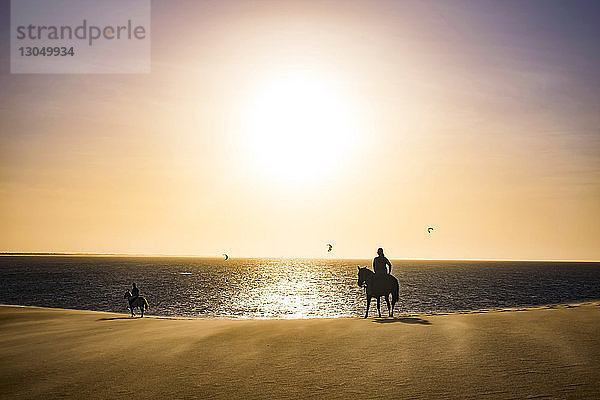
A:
<box><xmin>130</xmin><ymin>305</ymin><xmax>134</xmax><ymax>317</ymax></box>
<box><xmin>140</xmin><ymin>303</ymin><xmax>144</xmax><ymax>318</ymax></box>
<box><xmin>376</xmin><ymin>297</ymin><xmax>381</xmax><ymax>318</ymax></box>
<box><xmin>365</xmin><ymin>295</ymin><xmax>372</xmax><ymax>318</ymax></box>
<box><xmin>385</xmin><ymin>294</ymin><xmax>391</xmax><ymax>317</ymax></box>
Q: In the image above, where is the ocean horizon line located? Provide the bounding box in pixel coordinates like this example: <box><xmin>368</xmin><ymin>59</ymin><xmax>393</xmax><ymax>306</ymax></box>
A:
<box><xmin>1</xmin><ymin>252</ymin><xmax>598</xmax><ymax>263</ymax></box>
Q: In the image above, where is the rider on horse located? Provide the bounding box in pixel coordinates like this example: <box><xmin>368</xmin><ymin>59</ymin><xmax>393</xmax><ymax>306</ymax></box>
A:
<box><xmin>125</xmin><ymin>283</ymin><xmax>148</xmax><ymax>317</ymax></box>
<box><xmin>357</xmin><ymin>248</ymin><xmax>399</xmax><ymax>318</ymax></box>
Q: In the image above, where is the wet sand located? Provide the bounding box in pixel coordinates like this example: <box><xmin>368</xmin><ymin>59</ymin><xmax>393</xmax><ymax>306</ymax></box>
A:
<box><xmin>1</xmin><ymin>303</ymin><xmax>599</xmax><ymax>399</ymax></box>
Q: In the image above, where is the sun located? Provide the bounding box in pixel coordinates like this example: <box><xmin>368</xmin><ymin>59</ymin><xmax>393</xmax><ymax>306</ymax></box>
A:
<box><xmin>239</xmin><ymin>71</ymin><xmax>359</xmax><ymax>182</ymax></box>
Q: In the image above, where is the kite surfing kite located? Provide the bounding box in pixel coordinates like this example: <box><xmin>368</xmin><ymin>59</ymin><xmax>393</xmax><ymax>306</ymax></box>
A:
<box><xmin>223</xmin><ymin>253</ymin><xmax>229</xmax><ymax>260</ymax></box>
<box><xmin>326</xmin><ymin>243</ymin><xmax>333</xmax><ymax>252</ymax></box>
<box><xmin>427</xmin><ymin>227</ymin><xmax>434</xmax><ymax>234</ymax></box>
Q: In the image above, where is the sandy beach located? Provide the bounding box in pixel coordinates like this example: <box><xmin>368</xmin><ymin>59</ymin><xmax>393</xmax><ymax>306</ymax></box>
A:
<box><xmin>1</xmin><ymin>304</ymin><xmax>599</xmax><ymax>399</ymax></box>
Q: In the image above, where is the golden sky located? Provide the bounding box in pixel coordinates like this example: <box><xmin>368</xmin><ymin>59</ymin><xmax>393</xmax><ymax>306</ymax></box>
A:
<box><xmin>1</xmin><ymin>0</ymin><xmax>599</xmax><ymax>259</ymax></box>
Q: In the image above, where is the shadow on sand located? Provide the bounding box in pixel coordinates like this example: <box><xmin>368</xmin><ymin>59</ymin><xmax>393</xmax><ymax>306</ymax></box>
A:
<box><xmin>372</xmin><ymin>316</ymin><xmax>431</xmax><ymax>325</ymax></box>
<box><xmin>97</xmin><ymin>316</ymin><xmax>138</xmax><ymax>321</ymax></box>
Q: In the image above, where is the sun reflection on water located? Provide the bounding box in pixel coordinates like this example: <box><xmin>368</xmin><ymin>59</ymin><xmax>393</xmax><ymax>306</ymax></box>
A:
<box><xmin>225</xmin><ymin>259</ymin><xmax>356</xmax><ymax>318</ymax></box>
<box><xmin>229</xmin><ymin>259</ymin><xmax>347</xmax><ymax>318</ymax></box>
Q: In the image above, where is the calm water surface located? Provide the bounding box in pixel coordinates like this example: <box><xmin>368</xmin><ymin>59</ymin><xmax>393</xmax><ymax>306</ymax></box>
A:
<box><xmin>1</xmin><ymin>256</ymin><xmax>599</xmax><ymax>318</ymax></box>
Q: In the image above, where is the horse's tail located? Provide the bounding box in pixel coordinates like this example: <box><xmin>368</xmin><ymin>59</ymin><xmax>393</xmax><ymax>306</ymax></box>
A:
<box><xmin>392</xmin><ymin>277</ymin><xmax>399</xmax><ymax>305</ymax></box>
<box><xmin>143</xmin><ymin>297</ymin><xmax>149</xmax><ymax>311</ymax></box>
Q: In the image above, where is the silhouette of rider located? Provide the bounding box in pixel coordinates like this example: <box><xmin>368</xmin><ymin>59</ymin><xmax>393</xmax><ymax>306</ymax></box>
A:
<box><xmin>373</xmin><ymin>247</ymin><xmax>391</xmax><ymax>275</ymax></box>
<box><xmin>131</xmin><ymin>283</ymin><xmax>139</xmax><ymax>300</ymax></box>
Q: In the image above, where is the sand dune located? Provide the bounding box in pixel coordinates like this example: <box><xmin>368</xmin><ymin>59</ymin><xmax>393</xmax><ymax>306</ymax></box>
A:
<box><xmin>1</xmin><ymin>303</ymin><xmax>599</xmax><ymax>399</ymax></box>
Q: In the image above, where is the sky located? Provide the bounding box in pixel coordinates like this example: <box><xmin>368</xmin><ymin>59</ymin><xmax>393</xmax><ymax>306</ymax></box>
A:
<box><xmin>1</xmin><ymin>0</ymin><xmax>599</xmax><ymax>260</ymax></box>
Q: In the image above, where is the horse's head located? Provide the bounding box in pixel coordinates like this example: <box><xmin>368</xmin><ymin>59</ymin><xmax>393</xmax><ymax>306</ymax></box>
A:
<box><xmin>124</xmin><ymin>290</ymin><xmax>131</xmax><ymax>299</ymax></box>
<box><xmin>357</xmin><ymin>266</ymin><xmax>372</xmax><ymax>287</ymax></box>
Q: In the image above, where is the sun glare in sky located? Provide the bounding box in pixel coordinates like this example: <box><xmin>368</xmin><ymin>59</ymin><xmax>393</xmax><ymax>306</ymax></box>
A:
<box><xmin>1</xmin><ymin>0</ymin><xmax>599</xmax><ymax>259</ymax></box>
<box><xmin>238</xmin><ymin>70</ymin><xmax>360</xmax><ymax>182</ymax></box>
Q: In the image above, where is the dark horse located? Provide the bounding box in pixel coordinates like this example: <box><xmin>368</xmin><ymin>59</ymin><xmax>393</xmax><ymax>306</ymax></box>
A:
<box><xmin>357</xmin><ymin>267</ymin><xmax>399</xmax><ymax>318</ymax></box>
<box><xmin>124</xmin><ymin>291</ymin><xmax>149</xmax><ymax>317</ymax></box>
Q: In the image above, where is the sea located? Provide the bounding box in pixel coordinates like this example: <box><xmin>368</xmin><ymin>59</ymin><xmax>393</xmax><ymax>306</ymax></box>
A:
<box><xmin>1</xmin><ymin>256</ymin><xmax>599</xmax><ymax>318</ymax></box>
